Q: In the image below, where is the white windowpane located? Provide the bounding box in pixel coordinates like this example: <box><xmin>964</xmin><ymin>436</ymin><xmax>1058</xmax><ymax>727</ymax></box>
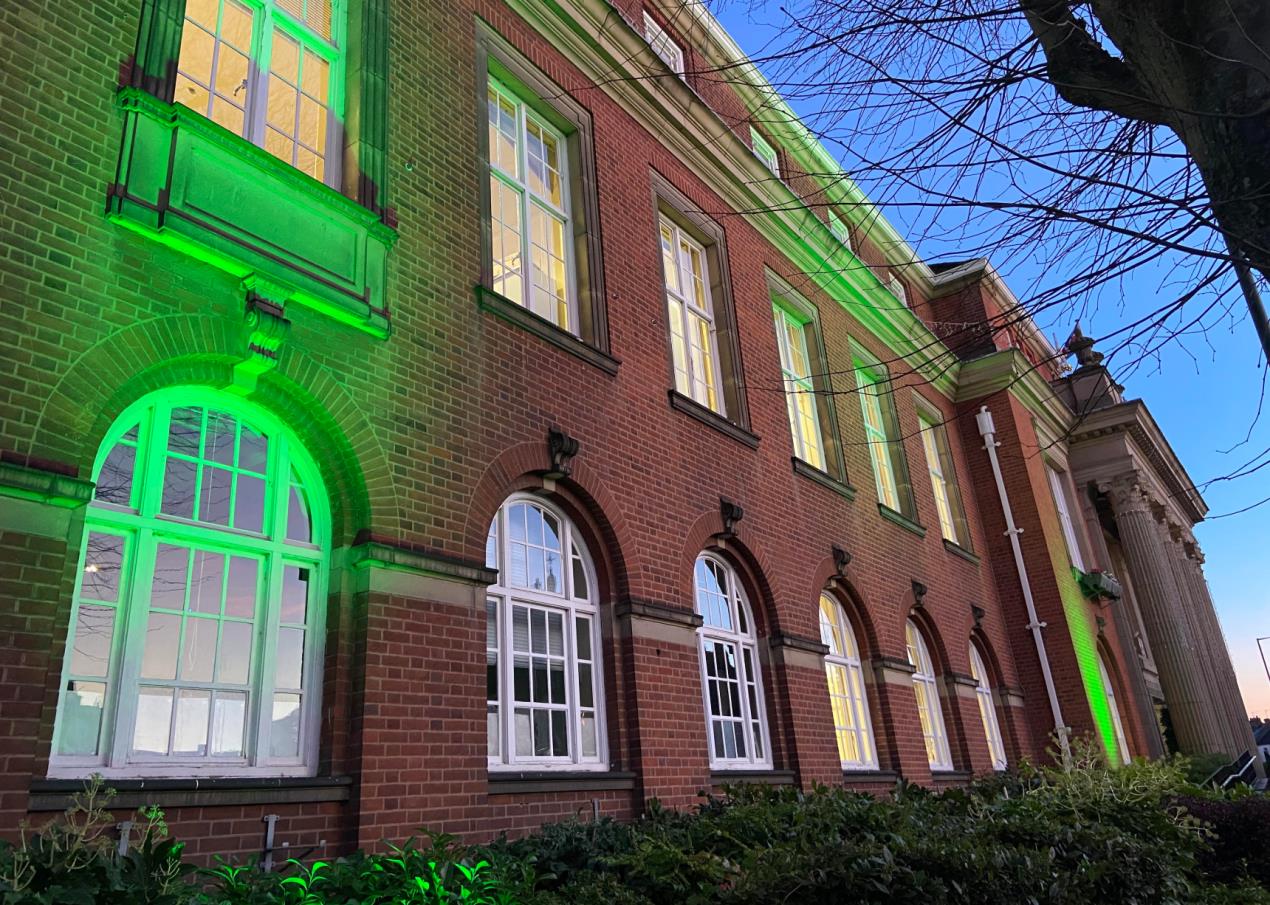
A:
<box><xmin>58</xmin><ymin>682</ymin><xmax>106</xmax><ymax>756</ymax></box>
<box><xmin>270</xmin><ymin>693</ymin><xmax>302</xmax><ymax>757</ymax></box>
<box><xmin>906</xmin><ymin>620</ymin><xmax>952</xmax><ymax>770</ymax></box>
<box><xmin>133</xmin><ymin>687</ymin><xmax>175</xmax><ymax>755</ymax></box>
<box><xmin>1047</xmin><ymin>465</ymin><xmax>1086</xmax><ymax>571</ymax></box>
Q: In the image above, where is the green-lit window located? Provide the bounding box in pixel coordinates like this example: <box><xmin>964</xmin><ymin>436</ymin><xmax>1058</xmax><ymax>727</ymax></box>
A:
<box><xmin>485</xmin><ymin>495</ymin><xmax>605</xmax><ymax>769</ymax></box>
<box><xmin>819</xmin><ymin>595</ymin><xmax>876</xmax><ymax>769</ymax></box>
<box><xmin>774</xmin><ymin>306</ymin><xmax>825</xmax><ymax>470</ymax></box>
<box><xmin>661</xmin><ymin>217</ymin><xmax>725</xmax><ymax>413</ymax></box>
<box><xmin>50</xmin><ymin>389</ymin><xmax>327</xmax><ymax>778</ymax></box>
<box><xmin>856</xmin><ymin>364</ymin><xmax>905</xmax><ymax>512</ymax></box>
<box><xmin>174</xmin><ymin>0</ymin><xmax>345</xmax><ymax>186</ymax></box>
<box><xmin>906</xmin><ymin>620</ymin><xmax>952</xmax><ymax>771</ymax></box>
<box><xmin>487</xmin><ymin>78</ymin><xmax>576</xmax><ymax>332</ymax></box>
<box><xmin>969</xmin><ymin>643</ymin><xmax>1007</xmax><ymax>771</ymax></box>
<box><xmin>1098</xmin><ymin>651</ymin><xmax>1132</xmax><ymax>765</ymax></box>
<box><xmin>918</xmin><ymin>413</ymin><xmax>968</xmax><ymax>546</ymax></box>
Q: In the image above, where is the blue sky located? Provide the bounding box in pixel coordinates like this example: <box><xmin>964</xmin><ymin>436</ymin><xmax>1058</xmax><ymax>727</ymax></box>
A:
<box><xmin>712</xmin><ymin>5</ymin><xmax>1270</xmax><ymax>718</ymax></box>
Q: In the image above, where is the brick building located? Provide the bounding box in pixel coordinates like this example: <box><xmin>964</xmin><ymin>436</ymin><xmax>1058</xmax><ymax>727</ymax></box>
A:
<box><xmin>0</xmin><ymin>0</ymin><xmax>1259</xmax><ymax>863</ymax></box>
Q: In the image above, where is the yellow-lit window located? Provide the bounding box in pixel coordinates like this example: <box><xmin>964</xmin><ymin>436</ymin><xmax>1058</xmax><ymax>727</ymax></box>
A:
<box><xmin>660</xmin><ymin>218</ymin><xmax>724</xmax><ymax>413</ymax></box>
<box><xmin>819</xmin><ymin>595</ymin><xmax>876</xmax><ymax>769</ymax></box>
<box><xmin>857</xmin><ymin>368</ymin><xmax>900</xmax><ymax>510</ymax></box>
<box><xmin>774</xmin><ymin>307</ymin><xmax>825</xmax><ymax>470</ymax></box>
<box><xmin>175</xmin><ymin>0</ymin><xmax>344</xmax><ymax>186</ymax></box>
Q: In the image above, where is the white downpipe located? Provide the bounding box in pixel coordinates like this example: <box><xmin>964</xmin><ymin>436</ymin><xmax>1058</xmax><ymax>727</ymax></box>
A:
<box><xmin>975</xmin><ymin>405</ymin><xmax>1072</xmax><ymax>766</ymax></box>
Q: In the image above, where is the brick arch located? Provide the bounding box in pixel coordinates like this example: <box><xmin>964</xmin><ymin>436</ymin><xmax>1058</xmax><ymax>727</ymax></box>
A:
<box><xmin>31</xmin><ymin>313</ymin><xmax>391</xmax><ymax>545</ymax></box>
<box><xmin>678</xmin><ymin>514</ymin><xmax>781</xmax><ymax>639</ymax></box>
<box><xmin>463</xmin><ymin>443</ymin><xmax>634</xmax><ymax>602</ymax></box>
<box><xmin>817</xmin><ymin>576</ymin><xmax>883</xmax><ymax>663</ymax></box>
<box><xmin>905</xmin><ymin>604</ymin><xmax>954</xmax><ymax>679</ymax></box>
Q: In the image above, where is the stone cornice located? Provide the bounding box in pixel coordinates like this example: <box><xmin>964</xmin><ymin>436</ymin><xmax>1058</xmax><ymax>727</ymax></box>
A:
<box><xmin>0</xmin><ymin>459</ymin><xmax>94</xmax><ymax>508</ymax></box>
<box><xmin>1068</xmin><ymin>400</ymin><xmax>1205</xmax><ymax>524</ymax></box>
<box><xmin>347</xmin><ymin>540</ymin><xmax>497</xmax><ymax>586</ymax></box>
<box><xmin>503</xmin><ymin>0</ymin><xmax>960</xmax><ymax>396</ymax></box>
<box><xmin>954</xmin><ymin>348</ymin><xmax>1075</xmax><ymax>438</ymax></box>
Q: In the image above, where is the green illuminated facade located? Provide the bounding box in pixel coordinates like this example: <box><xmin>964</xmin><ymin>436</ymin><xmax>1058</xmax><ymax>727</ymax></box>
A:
<box><xmin>0</xmin><ymin>0</ymin><xmax>1259</xmax><ymax>861</ymax></box>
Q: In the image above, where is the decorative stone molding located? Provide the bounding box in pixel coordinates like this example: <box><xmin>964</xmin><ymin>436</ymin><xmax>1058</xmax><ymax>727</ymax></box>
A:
<box><xmin>544</xmin><ymin>426</ymin><xmax>580</xmax><ymax>479</ymax></box>
<box><xmin>0</xmin><ymin>458</ymin><xmax>94</xmax><ymax>509</ymax></box>
<box><xmin>231</xmin><ymin>285</ymin><xmax>293</xmax><ymax>393</ymax></box>
<box><xmin>872</xmin><ymin>655</ymin><xmax>916</xmax><ymax>685</ymax></box>
<box><xmin>970</xmin><ymin>604</ymin><xmax>986</xmax><ymax>628</ymax></box>
<box><xmin>911</xmin><ymin>580</ymin><xmax>928</xmax><ymax>610</ymax></box>
<box><xmin>832</xmin><ymin>545</ymin><xmax>852</xmax><ymax>577</ymax></box>
<box><xmin>719</xmin><ymin>497</ymin><xmax>744</xmax><ymax>537</ymax></box>
<box><xmin>615</xmin><ymin>598</ymin><xmax>703</xmax><ymax>629</ymax></box>
<box><xmin>348</xmin><ymin>538</ymin><xmax>497</xmax><ymax>586</ymax></box>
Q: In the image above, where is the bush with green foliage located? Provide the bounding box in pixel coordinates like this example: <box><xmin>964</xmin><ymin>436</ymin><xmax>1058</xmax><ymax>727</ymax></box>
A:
<box><xmin>2</xmin><ymin>745</ymin><xmax>1265</xmax><ymax>905</ymax></box>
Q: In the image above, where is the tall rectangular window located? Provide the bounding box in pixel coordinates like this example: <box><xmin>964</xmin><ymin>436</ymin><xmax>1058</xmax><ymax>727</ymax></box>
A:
<box><xmin>750</xmin><ymin>127</ymin><xmax>780</xmax><ymax>177</ymax></box>
<box><xmin>643</xmin><ymin>11</ymin><xmax>685</xmax><ymax>75</ymax></box>
<box><xmin>487</xmin><ymin>78</ymin><xmax>575</xmax><ymax>332</ymax></box>
<box><xmin>660</xmin><ymin>216</ymin><xmax>725</xmax><ymax>414</ymax></box>
<box><xmin>1046</xmin><ymin>464</ymin><xmax>1086</xmax><ymax>570</ymax></box>
<box><xmin>175</xmin><ymin>0</ymin><xmax>344</xmax><ymax>186</ymax></box>
<box><xmin>773</xmin><ymin>307</ymin><xmax>825</xmax><ymax>470</ymax></box>
<box><xmin>857</xmin><ymin>367</ymin><xmax>902</xmax><ymax>511</ymax></box>
<box><xmin>919</xmin><ymin>414</ymin><xmax>968</xmax><ymax>546</ymax></box>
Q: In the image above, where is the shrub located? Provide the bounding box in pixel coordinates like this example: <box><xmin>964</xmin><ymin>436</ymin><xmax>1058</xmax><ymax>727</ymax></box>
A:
<box><xmin>1177</xmin><ymin>792</ymin><xmax>1270</xmax><ymax>888</ymax></box>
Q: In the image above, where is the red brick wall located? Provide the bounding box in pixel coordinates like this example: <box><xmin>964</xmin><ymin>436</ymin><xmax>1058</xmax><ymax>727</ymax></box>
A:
<box><xmin>0</xmin><ymin>0</ymin><xmax>1148</xmax><ymax>862</ymax></box>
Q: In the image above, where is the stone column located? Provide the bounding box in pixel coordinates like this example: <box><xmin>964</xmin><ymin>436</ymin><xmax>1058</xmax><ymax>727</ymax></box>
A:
<box><xmin>1103</xmin><ymin>477</ymin><xmax>1225</xmax><ymax>755</ymax></box>
<box><xmin>1181</xmin><ymin>543</ymin><xmax>1261</xmax><ymax>768</ymax></box>
<box><xmin>1153</xmin><ymin>513</ymin><xmax>1238</xmax><ymax>757</ymax></box>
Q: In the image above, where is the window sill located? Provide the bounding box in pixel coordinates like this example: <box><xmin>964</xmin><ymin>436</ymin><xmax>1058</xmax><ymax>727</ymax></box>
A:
<box><xmin>943</xmin><ymin>539</ymin><xmax>980</xmax><ymax>565</ymax></box>
<box><xmin>877</xmin><ymin>504</ymin><xmax>926</xmax><ymax>538</ymax></box>
<box><xmin>487</xmin><ymin>770</ymin><xmax>636</xmax><ymax>795</ymax></box>
<box><xmin>668</xmin><ymin>391</ymin><xmax>759</xmax><ymax>449</ymax></box>
<box><xmin>710</xmin><ymin>769</ymin><xmax>795</xmax><ymax>786</ymax></box>
<box><xmin>791</xmin><ymin>458</ymin><xmax>856</xmax><ymax>501</ymax></box>
<box><xmin>28</xmin><ymin>775</ymin><xmax>352</xmax><ymax>812</ymax></box>
<box><xmin>477</xmin><ymin>286</ymin><xmax>620</xmax><ymax>376</ymax></box>
<box><xmin>930</xmin><ymin>769</ymin><xmax>973</xmax><ymax>783</ymax></box>
<box><xmin>842</xmin><ymin>768</ymin><xmax>898</xmax><ymax>783</ymax></box>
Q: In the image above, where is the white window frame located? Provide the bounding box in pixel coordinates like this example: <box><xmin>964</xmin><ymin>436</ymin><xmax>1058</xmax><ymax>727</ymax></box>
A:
<box><xmin>919</xmin><ymin>415</ymin><xmax>960</xmax><ymax>544</ymax></box>
<box><xmin>857</xmin><ymin>366</ymin><xmax>901</xmax><ymax>511</ymax></box>
<box><xmin>174</xmin><ymin>0</ymin><xmax>346</xmax><ymax>188</ymax></box>
<box><xmin>888</xmin><ymin>275</ymin><xmax>909</xmax><ymax>308</ymax></box>
<box><xmin>906</xmin><ymin>620</ymin><xmax>953</xmax><ymax>772</ymax></box>
<box><xmin>1098</xmin><ymin>652</ymin><xmax>1132</xmax><ymax>765</ymax></box>
<box><xmin>1046</xmin><ymin>463</ymin><xmax>1086</xmax><ymax>571</ymax></box>
<box><xmin>773</xmin><ymin>306</ymin><xmax>826</xmax><ymax>471</ymax></box>
<box><xmin>695</xmin><ymin>553</ymin><xmax>771</xmax><ymax>770</ymax></box>
<box><xmin>819</xmin><ymin>595</ymin><xmax>877</xmax><ymax>770</ymax></box>
<box><xmin>660</xmin><ymin>216</ymin><xmax>727</xmax><ymax>414</ymax></box>
<box><xmin>642</xmin><ymin>11</ymin><xmax>685</xmax><ymax>76</ymax></box>
<box><xmin>750</xmin><ymin>127</ymin><xmax>780</xmax><ymax>177</ymax></box>
<box><xmin>485</xmin><ymin>494</ymin><xmax>607</xmax><ymax>771</ymax></box>
<box><xmin>827</xmin><ymin>211</ymin><xmax>853</xmax><ymax>253</ymax></box>
<box><xmin>969</xmin><ymin>643</ymin><xmax>1007</xmax><ymax>771</ymax></box>
<box><xmin>486</xmin><ymin>77</ymin><xmax>580</xmax><ymax>334</ymax></box>
<box><xmin>49</xmin><ymin>388</ymin><xmax>328</xmax><ymax>779</ymax></box>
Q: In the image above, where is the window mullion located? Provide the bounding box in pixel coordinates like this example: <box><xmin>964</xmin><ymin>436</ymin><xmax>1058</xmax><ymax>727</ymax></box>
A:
<box><xmin>247</xmin><ymin>4</ymin><xmax>273</xmax><ymax>147</ymax></box>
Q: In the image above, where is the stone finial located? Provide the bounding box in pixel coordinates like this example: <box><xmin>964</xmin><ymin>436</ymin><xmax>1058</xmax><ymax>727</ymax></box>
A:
<box><xmin>545</xmin><ymin>426</ymin><xmax>580</xmax><ymax>479</ymax></box>
<box><xmin>1065</xmin><ymin>321</ymin><xmax>1104</xmax><ymax>370</ymax></box>
<box><xmin>720</xmin><ymin>497</ymin><xmax>744</xmax><ymax>537</ymax></box>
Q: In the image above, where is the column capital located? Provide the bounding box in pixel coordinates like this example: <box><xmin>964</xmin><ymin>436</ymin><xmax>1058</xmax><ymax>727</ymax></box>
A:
<box><xmin>1098</xmin><ymin>474</ymin><xmax>1152</xmax><ymax>514</ymax></box>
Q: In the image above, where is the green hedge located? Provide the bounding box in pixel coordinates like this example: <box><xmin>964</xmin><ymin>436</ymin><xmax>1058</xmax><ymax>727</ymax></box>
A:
<box><xmin>2</xmin><ymin>751</ymin><xmax>1266</xmax><ymax>905</ymax></box>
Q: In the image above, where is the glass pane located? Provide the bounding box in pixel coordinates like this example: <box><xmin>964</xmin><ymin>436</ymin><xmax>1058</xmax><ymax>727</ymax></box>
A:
<box><xmin>58</xmin><ymin>681</ymin><xmax>105</xmax><ymax>756</ymax></box>
<box><xmin>575</xmin><ymin>616</ymin><xmax>591</xmax><ymax>660</ymax></box>
<box><xmin>487</xmin><ymin>706</ymin><xmax>500</xmax><ymax>757</ymax></box>
<box><xmin>69</xmin><ymin>605</ymin><xmax>114</xmax><ymax>678</ymax></box>
<box><xmin>267</xmin><ymin>78</ymin><xmax>298</xmax><ymax>133</ymax></box>
<box><xmin>180</xmin><ymin>616</ymin><xmax>217</xmax><ymax>682</ymax></box>
<box><xmin>82</xmin><ymin>533</ymin><xmax>124</xmax><ymax>602</ymax></box>
<box><xmin>532</xmin><ymin>709</ymin><xmax>550</xmax><ymax>756</ymax></box>
<box><xmin>302</xmin><ymin>49</ymin><xmax>329</xmax><ymax>102</ymax></box>
<box><xmin>265</xmin><ymin>127</ymin><xmax>294</xmax><ymax>163</ymax></box>
<box><xmin>281</xmin><ymin>566</ymin><xmax>308</xmax><ymax>623</ymax></box>
<box><xmin>530</xmin><ymin>609</ymin><xmax>546</xmax><ymax>654</ymax></box>
<box><xmin>173</xmin><ymin>72</ymin><xmax>210</xmax><ymax>115</ymax></box>
<box><xmin>549</xmin><ymin>661</ymin><xmax>565</xmax><ymax>703</ymax></box>
<box><xmin>513</xmin><ymin>655</ymin><xmax>530</xmax><ymax>701</ymax></box>
<box><xmin>270</xmin><ymin>693</ymin><xmax>301</xmax><ymax>757</ymax></box>
<box><xmin>239</xmin><ymin>426</ymin><xmax>268</xmax><ymax>473</ymax></box>
<box><xmin>133</xmin><ymin>687</ymin><xmax>174</xmax><ymax>755</ymax></box>
<box><xmin>219</xmin><ymin>621</ymin><xmax>253</xmax><ymax>684</ymax></box>
<box><xmin>532</xmin><ymin>659</ymin><xmax>548</xmax><ymax>702</ymax></box>
<box><xmin>296</xmin><ymin>147</ymin><xmax>323</xmax><ymax>181</ymax></box>
<box><xmin>189</xmin><ymin>550</ymin><xmax>224</xmax><ymax>613</ymax></box>
<box><xmin>544</xmin><ymin>551</ymin><xmax>562</xmax><ymax>594</ymax></box>
<box><xmin>225</xmin><ymin>556</ymin><xmax>258</xmax><ymax>618</ymax></box>
<box><xmin>571</xmin><ymin>554</ymin><xmax>588</xmax><ymax>600</ymax></box>
<box><xmin>578</xmin><ymin>662</ymin><xmax>593</xmax><ymax>708</ymax></box>
<box><xmin>211</xmin><ymin>691</ymin><xmax>247</xmax><ymax>756</ymax></box>
<box><xmin>514</xmin><ymin>709</ymin><xmax>532</xmax><ymax>756</ymax></box>
<box><xmin>209</xmin><ymin>97</ymin><xmax>245</xmax><ymax>135</ymax></box>
<box><xmin>512</xmin><ymin>607</ymin><xmax>529</xmax><ymax>653</ymax></box>
<box><xmin>151</xmin><ymin>544</ymin><xmax>188</xmax><ymax>609</ymax></box>
<box><xmin>141</xmin><ymin>613</ymin><xmax>181</xmax><ymax>680</ymax></box>
<box><xmin>271</xmin><ymin>30</ymin><xmax>299</xmax><ymax>83</ymax></box>
<box><xmin>173</xmin><ymin>689</ymin><xmax>210</xmax><ymax>754</ymax></box>
<box><xmin>168</xmin><ymin>406</ymin><xmax>202</xmax><ymax>454</ymax></box>
<box><xmin>178</xmin><ymin>20</ymin><xmax>215</xmax><ymax>85</ymax></box>
<box><xmin>551</xmin><ymin>710</ymin><xmax>567</xmax><ymax>757</ymax></box>
<box><xmin>220</xmin><ymin>0</ymin><xmax>253</xmax><ymax>48</ymax></box>
<box><xmin>161</xmin><ymin>457</ymin><xmax>197</xmax><ymax>518</ymax></box>
<box><xmin>185</xmin><ymin>0</ymin><xmax>216</xmax><ymax>29</ymax></box>
<box><xmin>547</xmin><ymin>612</ymin><xmax>564</xmax><ymax>656</ymax></box>
<box><xmin>234</xmin><ymin>474</ymin><xmax>265</xmax><ymax>533</ymax></box>
<box><xmin>214</xmin><ymin>47</ymin><xmax>248</xmax><ymax>106</ymax></box>
<box><xmin>581</xmin><ymin>713</ymin><xmax>597</xmax><ymax>758</ymax></box>
<box><xmin>275</xmin><ymin>626</ymin><xmax>304</xmax><ymax>689</ymax></box>
<box><xmin>95</xmin><ymin>440</ymin><xmax>136</xmax><ymax>505</ymax></box>
<box><xmin>199</xmin><ymin>465</ymin><xmax>233</xmax><ymax>525</ymax></box>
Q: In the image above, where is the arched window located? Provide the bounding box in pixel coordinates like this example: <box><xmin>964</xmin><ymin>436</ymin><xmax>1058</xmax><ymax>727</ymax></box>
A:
<box><xmin>485</xmin><ymin>495</ymin><xmax>605</xmax><ymax>769</ymax></box>
<box><xmin>1098</xmin><ymin>651</ymin><xmax>1131</xmax><ymax>765</ymax></box>
<box><xmin>969</xmin><ymin>642</ymin><xmax>1007</xmax><ymax>771</ymax></box>
<box><xmin>818</xmin><ymin>595</ymin><xmax>876</xmax><ymax>769</ymax></box>
<box><xmin>905</xmin><ymin>619</ymin><xmax>952</xmax><ymax>771</ymax></box>
<box><xmin>695</xmin><ymin>554</ymin><xmax>770</xmax><ymax>768</ymax></box>
<box><xmin>52</xmin><ymin>389</ymin><xmax>327</xmax><ymax>777</ymax></box>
